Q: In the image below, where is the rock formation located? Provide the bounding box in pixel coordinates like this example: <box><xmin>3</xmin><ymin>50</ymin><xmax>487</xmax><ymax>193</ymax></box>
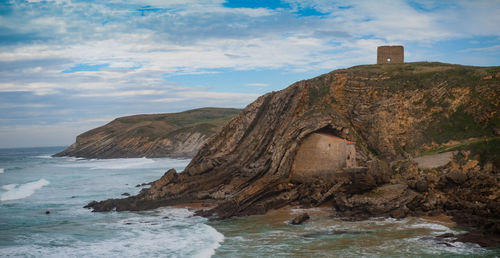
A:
<box><xmin>87</xmin><ymin>62</ymin><xmax>499</xmax><ymax>238</ymax></box>
<box><xmin>290</xmin><ymin>213</ymin><xmax>310</xmax><ymax>225</ymax></box>
<box><xmin>54</xmin><ymin>108</ymin><xmax>240</xmax><ymax>159</ymax></box>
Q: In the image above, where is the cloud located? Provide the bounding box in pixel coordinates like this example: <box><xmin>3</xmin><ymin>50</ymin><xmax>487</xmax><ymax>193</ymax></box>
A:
<box><xmin>0</xmin><ymin>103</ymin><xmax>52</xmax><ymax>108</ymax></box>
<box><xmin>246</xmin><ymin>83</ymin><xmax>270</xmax><ymax>87</ymax></box>
<box><xmin>152</xmin><ymin>91</ymin><xmax>260</xmax><ymax>103</ymax></box>
<box><xmin>0</xmin><ymin>120</ymin><xmax>110</xmax><ymax>148</ymax></box>
<box><xmin>150</xmin><ymin>97</ymin><xmax>186</xmax><ymax>103</ymax></box>
<box><xmin>1</xmin><ymin>0</ymin><xmax>499</xmax><ymax>147</ymax></box>
<box><xmin>2</xmin><ymin>0</ymin><xmax>498</xmax><ymax>85</ymax></box>
<box><xmin>0</xmin><ymin>82</ymin><xmax>61</xmax><ymax>95</ymax></box>
<box><xmin>459</xmin><ymin>44</ymin><xmax>500</xmax><ymax>53</ymax></box>
<box><xmin>77</xmin><ymin>90</ymin><xmax>166</xmax><ymax>98</ymax></box>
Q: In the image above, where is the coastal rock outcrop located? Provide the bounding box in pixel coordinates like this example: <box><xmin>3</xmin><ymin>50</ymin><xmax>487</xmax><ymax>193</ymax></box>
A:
<box><xmin>290</xmin><ymin>213</ymin><xmax>310</xmax><ymax>225</ymax></box>
<box><xmin>87</xmin><ymin>62</ymin><xmax>499</xmax><ymax>238</ymax></box>
<box><xmin>54</xmin><ymin>108</ymin><xmax>240</xmax><ymax>159</ymax></box>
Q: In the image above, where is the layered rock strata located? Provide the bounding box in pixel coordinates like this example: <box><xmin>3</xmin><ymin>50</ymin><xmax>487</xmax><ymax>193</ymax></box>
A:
<box><xmin>55</xmin><ymin>108</ymin><xmax>240</xmax><ymax>158</ymax></box>
<box><xmin>87</xmin><ymin>63</ymin><xmax>500</xmax><ymax>239</ymax></box>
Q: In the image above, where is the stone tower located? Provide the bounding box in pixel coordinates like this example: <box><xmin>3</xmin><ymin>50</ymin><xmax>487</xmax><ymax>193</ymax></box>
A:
<box><xmin>377</xmin><ymin>45</ymin><xmax>404</xmax><ymax>64</ymax></box>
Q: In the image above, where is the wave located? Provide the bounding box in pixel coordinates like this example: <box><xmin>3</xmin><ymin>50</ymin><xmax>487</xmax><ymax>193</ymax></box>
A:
<box><xmin>0</xmin><ymin>208</ymin><xmax>224</xmax><ymax>257</ymax></box>
<box><xmin>0</xmin><ymin>179</ymin><xmax>50</xmax><ymax>201</ymax></box>
<box><xmin>407</xmin><ymin>222</ymin><xmax>458</xmax><ymax>234</ymax></box>
<box><xmin>33</xmin><ymin>155</ymin><xmax>53</xmax><ymax>159</ymax></box>
<box><xmin>196</xmin><ymin>226</ymin><xmax>224</xmax><ymax>258</ymax></box>
<box><xmin>57</xmin><ymin>157</ymin><xmax>191</xmax><ymax>170</ymax></box>
<box><xmin>0</xmin><ymin>168</ymin><xmax>3</xmax><ymax>173</ymax></box>
<box><xmin>57</xmin><ymin>157</ymin><xmax>156</xmax><ymax>170</ymax></box>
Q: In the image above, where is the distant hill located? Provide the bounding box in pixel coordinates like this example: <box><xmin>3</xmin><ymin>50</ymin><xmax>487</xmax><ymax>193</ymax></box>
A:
<box><xmin>54</xmin><ymin>107</ymin><xmax>241</xmax><ymax>159</ymax></box>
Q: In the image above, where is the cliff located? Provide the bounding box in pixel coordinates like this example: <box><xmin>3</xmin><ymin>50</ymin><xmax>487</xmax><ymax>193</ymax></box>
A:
<box><xmin>54</xmin><ymin>107</ymin><xmax>241</xmax><ymax>159</ymax></box>
<box><xmin>87</xmin><ymin>62</ymin><xmax>500</xmax><ymax>239</ymax></box>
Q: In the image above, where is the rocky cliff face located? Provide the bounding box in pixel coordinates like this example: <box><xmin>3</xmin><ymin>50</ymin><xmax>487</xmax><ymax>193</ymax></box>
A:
<box><xmin>88</xmin><ymin>62</ymin><xmax>499</xmax><ymax>236</ymax></box>
<box><xmin>54</xmin><ymin>108</ymin><xmax>241</xmax><ymax>159</ymax></box>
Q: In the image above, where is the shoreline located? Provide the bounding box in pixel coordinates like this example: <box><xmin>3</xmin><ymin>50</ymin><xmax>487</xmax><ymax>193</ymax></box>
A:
<box><xmin>176</xmin><ymin>203</ymin><xmax>499</xmax><ymax>249</ymax></box>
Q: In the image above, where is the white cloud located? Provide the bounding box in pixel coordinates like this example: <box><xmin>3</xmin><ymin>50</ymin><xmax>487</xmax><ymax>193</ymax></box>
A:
<box><xmin>150</xmin><ymin>97</ymin><xmax>186</xmax><ymax>103</ymax></box>
<box><xmin>1</xmin><ymin>0</ymin><xmax>499</xmax><ymax>148</ymax></box>
<box><xmin>3</xmin><ymin>0</ymin><xmax>498</xmax><ymax>85</ymax></box>
<box><xmin>152</xmin><ymin>91</ymin><xmax>260</xmax><ymax>103</ymax></box>
<box><xmin>0</xmin><ymin>82</ymin><xmax>61</xmax><ymax>95</ymax></box>
<box><xmin>247</xmin><ymin>83</ymin><xmax>270</xmax><ymax>87</ymax></box>
<box><xmin>77</xmin><ymin>90</ymin><xmax>166</xmax><ymax>98</ymax></box>
<box><xmin>0</xmin><ymin>103</ymin><xmax>52</xmax><ymax>108</ymax></box>
<box><xmin>459</xmin><ymin>44</ymin><xmax>500</xmax><ymax>53</ymax></box>
<box><xmin>0</xmin><ymin>121</ymin><xmax>107</xmax><ymax>148</ymax></box>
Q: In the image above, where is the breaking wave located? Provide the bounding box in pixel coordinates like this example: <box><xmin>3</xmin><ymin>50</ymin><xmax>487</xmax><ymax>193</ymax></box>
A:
<box><xmin>57</xmin><ymin>157</ymin><xmax>191</xmax><ymax>171</ymax></box>
<box><xmin>1</xmin><ymin>179</ymin><xmax>50</xmax><ymax>201</ymax></box>
<box><xmin>57</xmin><ymin>157</ymin><xmax>156</xmax><ymax>170</ymax></box>
<box><xmin>0</xmin><ymin>208</ymin><xmax>224</xmax><ymax>257</ymax></box>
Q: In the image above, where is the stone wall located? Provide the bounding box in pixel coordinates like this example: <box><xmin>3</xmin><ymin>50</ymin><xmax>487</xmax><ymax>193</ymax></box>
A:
<box><xmin>377</xmin><ymin>45</ymin><xmax>404</xmax><ymax>64</ymax></box>
<box><xmin>291</xmin><ymin>133</ymin><xmax>356</xmax><ymax>181</ymax></box>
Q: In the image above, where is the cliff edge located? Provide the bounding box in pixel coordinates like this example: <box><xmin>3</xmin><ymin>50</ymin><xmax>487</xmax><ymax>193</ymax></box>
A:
<box><xmin>54</xmin><ymin>107</ymin><xmax>241</xmax><ymax>159</ymax></box>
<box><xmin>87</xmin><ymin>62</ymin><xmax>499</xmax><ymax>239</ymax></box>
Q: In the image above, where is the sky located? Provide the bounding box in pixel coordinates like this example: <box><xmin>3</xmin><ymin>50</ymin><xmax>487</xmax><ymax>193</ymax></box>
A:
<box><xmin>0</xmin><ymin>0</ymin><xmax>499</xmax><ymax>148</ymax></box>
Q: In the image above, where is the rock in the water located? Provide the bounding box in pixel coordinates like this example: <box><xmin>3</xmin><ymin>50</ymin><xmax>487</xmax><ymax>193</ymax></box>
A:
<box><xmin>121</xmin><ymin>193</ymin><xmax>130</xmax><ymax>196</ymax></box>
<box><xmin>390</xmin><ymin>208</ymin><xmax>406</xmax><ymax>219</ymax></box>
<box><xmin>432</xmin><ymin>231</ymin><xmax>500</xmax><ymax>248</ymax></box>
<box><xmin>136</xmin><ymin>182</ymin><xmax>152</xmax><ymax>187</ymax></box>
<box><xmin>84</xmin><ymin>200</ymin><xmax>98</xmax><ymax>209</ymax></box>
<box><xmin>334</xmin><ymin>184</ymin><xmax>418</xmax><ymax>219</ymax></box>
<box><xmin>45</xmin><ymin>210</ymin><xmax>50</xmax><ymax>214</ymax></box>
<box><xmin>290</xmin><ymin>213</ymin><xmax>310</xmax><ymax>225</ymax></box>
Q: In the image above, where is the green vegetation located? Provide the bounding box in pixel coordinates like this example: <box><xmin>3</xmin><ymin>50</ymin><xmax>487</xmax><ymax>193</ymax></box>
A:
<box><xmin>421</xmin><ymin>137</ymin><xmax>500</xmax><ymax>167</ymax></box>
<box><xmin>421</xmin><ymin>137</ymin><xmax>499</xmax><ymax>155</ymax></box>
<box><xmin>117</xmin><ymin>107</ymin><xmax>241</xmax><ymax>128</ymax></box>
<box><xmin>159</xmin><ymin>107</ymin><xmax>241</xmax><ymax>127</ymax></box>
<box><xmin>422</xmin><ymin>105</ymin><xmax>496</xmax><ymax>144</ymax></box>
<box><xmin>308</xmin><ymin>76</ymin><xmax>330</xmax><ymax>107</ymax></box>
<box><xmin>347</xmin><ymin>62</ymin><xmax>500</xmax><ymax>92</ymax></box>
<box><xmin>166</xmin><ymin>123</ymin><xmax>218</xmax><ymax>138</ymax></box>
<box><xmin>458</xmin><ymin>138</ymin><xmax>500</xmax><ymax>167</ymax></box>
<box><xmin>83</xmin><ymin>107</ymin><xmax>241</xmax><ymax>141</ymax></box>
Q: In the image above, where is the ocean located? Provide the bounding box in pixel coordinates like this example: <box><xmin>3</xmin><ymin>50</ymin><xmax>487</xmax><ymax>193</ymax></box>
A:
<box><xmin>0</xmin><ymin>146</ymin><xmax>498</xmax><ymax>257</ymax></box>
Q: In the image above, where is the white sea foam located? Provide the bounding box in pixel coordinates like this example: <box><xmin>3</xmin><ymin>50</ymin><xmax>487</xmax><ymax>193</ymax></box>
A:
<box><xmin>0</xmin><ymin>207</ymin><xmax>224</xmax><ymax>257</ymax></box>
<box><xmin>0</xmin><ymin>179</ymin><xmax>50</xmax><ymax>201</ymax></box>
<box><xmin>58</xmin><ymin>157</ymin><xmax>156</xmax><ymax>170</ymax></box>
<box><xmin>194</xmin><ymin>226</ymin><xmax>225</xmax><ymax>258</ymax></box>
<box><xmin>0</xmin><ymin>168</ymin><xmax>4</xmax><ymax>173</ymax></box>
<box><xmin>407</xmin><ymin>222</ymin><xmax>458</xmax><ymax>234</ymax></box>
<box><xmin>33</xmin><ymin>155</ymin><xmax>52</xmax><ymax>159</ymax></box>
<box><xmin>57</xmin><ymin>157</ymin><xmax>191</xmax><ymax>171</ymax></box>
<box><xmin>406</xmin><ymin>236</ymin><xmax>486</xmax><ymax>255</ymax></box>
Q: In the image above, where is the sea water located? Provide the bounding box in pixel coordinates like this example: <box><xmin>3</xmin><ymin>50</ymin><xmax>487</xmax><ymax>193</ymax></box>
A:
<box><xmin>0</xmin><ymin>147</ymin><xmax>498</xmax><ymax>257</ymax></box>
<box><xmin>0</xmin><ymin>147</ymin><xmax>222</xmax><ymax>257</ymax></box>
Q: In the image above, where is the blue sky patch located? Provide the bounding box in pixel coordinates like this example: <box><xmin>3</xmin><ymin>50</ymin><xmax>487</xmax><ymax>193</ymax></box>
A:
<box><xmin>223</xmin><ymin>0</ymin><xmax>291</xmax><ymax>9</ymax></box>
<box><xmin>338</xmin><ymin>5</ymin><xmax>353</xmax><ymax>10</ymax></box>
<box><xmin>295</xmin><ymin>6</ymin><xmax>329</xmax><ymax>17</ymax></box>
<box><xmin>62</xmin><ymin>63</ymin><xmax>109</xmax><ymax>73</ymax></box>
<box><xmin>136</xmin><ymin>6</ymin><xmax>164</xmax><ymax>16</ymax></box>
